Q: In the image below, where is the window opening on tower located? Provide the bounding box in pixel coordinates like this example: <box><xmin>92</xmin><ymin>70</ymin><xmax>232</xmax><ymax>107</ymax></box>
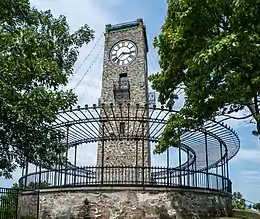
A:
<box><xmin>119</xmin><ymin>73</ymin><xmax>128</xmax><ymax>90</ymax></box>
<box><xmin>119</xmin><ymin>122</ymin><xmax>125</xmax><ymax>136</ymax></box>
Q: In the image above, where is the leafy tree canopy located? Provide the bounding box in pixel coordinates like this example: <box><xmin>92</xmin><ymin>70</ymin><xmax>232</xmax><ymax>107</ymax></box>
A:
<box><xmin>232</xmin><ymin>192</ymin><xmax>246</xmax><ymax>210</ymax></box>
<box><xmin>0</xmin><ymin>0</ymin><xmax>94</xmax><ymax>178</ymax></box>
<box><xmin>149</xmin><ymin>0</ymin><xmax>260</xmax><ymax>153</ymax></box>
<box><xmin>26</xmin><ymin>181</ymin><xmax>51</xmax><ymax>189</ymax></box>
<box><xmin>253</xmin><ymin>202</ymin><xmax>260</xmax><ymax>211</ymax></box>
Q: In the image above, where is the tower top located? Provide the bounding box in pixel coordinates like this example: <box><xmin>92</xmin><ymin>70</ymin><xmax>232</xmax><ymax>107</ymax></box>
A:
<box><xmin>105</xmin><ymin>18</ymin><xmax>148</xmax><ymax>52</ymax></box>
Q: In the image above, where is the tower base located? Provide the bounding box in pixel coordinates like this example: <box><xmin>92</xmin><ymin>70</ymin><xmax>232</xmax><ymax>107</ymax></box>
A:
<box><xmin>19</xmin><ymin>187</ymin><xmax>232</xmax><ymax>219</ymax></box>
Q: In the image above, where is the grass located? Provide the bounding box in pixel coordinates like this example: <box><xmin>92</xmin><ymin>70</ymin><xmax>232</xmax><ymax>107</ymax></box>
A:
<box><xmin>211</xmin><ymin>209</ymin><xmax>260</xmax><ymax>219</ymax></box>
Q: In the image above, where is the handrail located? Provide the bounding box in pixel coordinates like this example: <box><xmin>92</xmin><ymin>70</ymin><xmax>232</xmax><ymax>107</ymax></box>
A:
<box><xmin>18</xmin><ymin>166</ymin><xmax>232</xmax><ymax>193</ymax></box>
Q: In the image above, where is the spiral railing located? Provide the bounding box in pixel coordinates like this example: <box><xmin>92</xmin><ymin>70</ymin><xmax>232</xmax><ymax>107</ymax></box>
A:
<box><xmin>18</xmin><ymin>104</ymin><xmax>239</xmax><ymax>193</ymax></box>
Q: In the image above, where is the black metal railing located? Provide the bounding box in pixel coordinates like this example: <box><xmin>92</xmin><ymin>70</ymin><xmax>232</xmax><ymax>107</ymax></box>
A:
<box><xmin>18</xmin><ymin>166</ymin><xmax>232</xmax><ymax>193</ymax></box>
<box><xmin>0</xmin><ymin>188</ymin><xmax>19</xmax><ymax>219</ymax></box>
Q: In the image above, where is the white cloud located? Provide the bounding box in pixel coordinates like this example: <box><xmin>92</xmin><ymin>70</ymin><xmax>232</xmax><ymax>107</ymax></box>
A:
<box><xmin>233</xmin><ymin>148</ymin><xmax>260</xmax><ymax>163</ymax></box>
<box><xmin>30</xmin><ymin>0</ymin><xmax>118</xmax><ymax>32</ymax></box>
<box><xmin>68</xmin><ymin>143</ymin><xmax>97</xmax><ymax>166</ymax></box>
<box><xmin>241</xmin><ymin>170</ymin><xmax>260</xmax><ymax>176</ymax></box>
<box><xmin>232</xmin><ymin>170</ymin><xmax>260</xmax><ymax>202</ymax></box>
<box><xmin>216</xmin><ymin>107</ymin><xmax>253</xmax><ymax>130</ymax></box>
<box><xmin>29</xmin><ymin>0</ymin><xmax>119</xmax><ymax>106</ymax></box>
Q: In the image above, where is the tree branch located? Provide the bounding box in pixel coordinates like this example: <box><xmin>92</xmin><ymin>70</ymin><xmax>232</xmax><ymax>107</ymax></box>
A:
<box><xmin>219</xmin><ymin>113</ymin><xmax>253</xmax><ymax>120</ymax></box>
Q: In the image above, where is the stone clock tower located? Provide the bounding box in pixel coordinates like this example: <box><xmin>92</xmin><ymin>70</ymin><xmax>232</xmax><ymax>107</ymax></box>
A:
<box><xmin>97</xmin><ymin>19</ymin><xmax>150</xmax><ymax>175</ymax></box>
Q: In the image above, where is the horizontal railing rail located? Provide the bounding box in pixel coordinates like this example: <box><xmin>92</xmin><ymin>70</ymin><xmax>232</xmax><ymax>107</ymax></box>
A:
<box><xmin>18</xmin><ymin>166</ymin><xmax>232</xmax><ymax>193</ymax></box>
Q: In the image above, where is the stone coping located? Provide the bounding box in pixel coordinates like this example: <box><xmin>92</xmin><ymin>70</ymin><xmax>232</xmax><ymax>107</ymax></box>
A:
<box><xmin>20</xmin><ymin>186</ymin><xmax>231</xmax><ymax>197</ymax></box>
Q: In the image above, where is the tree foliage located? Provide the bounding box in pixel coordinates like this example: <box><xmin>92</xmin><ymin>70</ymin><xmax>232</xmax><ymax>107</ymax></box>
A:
<box><xmin>27</xmin><ymin>181</ymin><xmax>51</xmax><ymax>189</ymax></box>
<box><xmin>253</xmin><ymin>202</ymin><xmax>260</xmax><ymax>211</ymax></box>
<box><xmin>150</xmin><ymin>0</ymin><xmax>260</xmax><ymax>152</ymax></box>
<box><xmin>232</xmin><ymin>192</ymin><xmax>246</xmax><ymax>210</ymax></box>
<box><xmin>0</xmin><ymin>0</ymin><xmax>94</xmax><ymax>178</ymax></box>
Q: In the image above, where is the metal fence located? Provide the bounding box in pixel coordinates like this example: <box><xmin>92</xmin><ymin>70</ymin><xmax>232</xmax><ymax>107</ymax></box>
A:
<box><xmin>0</xmin><ymin>188</ymin><xmax>40</xmax><ymax>219</ymax></box>
<box><xmin>0</xmin><ymin>188</ymin><xmax>19</xmax><ymax>219</ymax></box>
<box><xmin>19</xmin><ymin>166</ymin><xmax>232</xmax><ymax>193</ymax></box>
<box><xmin>18</xmin><ymin>104</ymin><xmax>238</xmax><ymax>196</ymax></box>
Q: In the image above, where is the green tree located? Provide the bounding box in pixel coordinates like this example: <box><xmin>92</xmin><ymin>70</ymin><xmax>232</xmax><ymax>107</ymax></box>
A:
<box><xmin>232</xmin><ymin>192</ymin><xmax>246</xmax><ymax>210</ymax></box>
<box><xmin>0</xmin><ymin>184</ymin><xmax>19</xmax><ymax>218</ymax></box>
<box><xmin>0</xmin><ymin>0</ymin><xmax>94</xmax><ymax>178</ymax></box>
<box><xmin>149</xmin><ymin>0</ymin><xmax>260</xmax><ymax>152</ymax></box>
<box><xmin>253</xmin><ymin>202</ymin><xmax>260</xmax><ymax>211</ymax></box>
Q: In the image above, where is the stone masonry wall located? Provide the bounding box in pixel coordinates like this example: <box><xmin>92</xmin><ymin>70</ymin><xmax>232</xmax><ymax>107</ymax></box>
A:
<box><xmin>18</xmin><ymin>192</ymin><xmax>39</xmax><ymax>218</ymax></box>
<box><xmin>96</xmin><ymin>107</ymin><xmax>150</xmax><ymax>167</ymax></box>
<box><xmin>97</xmin><ymin>20</ymin><xmax>150</xmax><ymax>170</ymax></box>
<box><xmin>19</xmin><ymin>188</ymin><xmax>232</xmax><ymax>219</ymax></box>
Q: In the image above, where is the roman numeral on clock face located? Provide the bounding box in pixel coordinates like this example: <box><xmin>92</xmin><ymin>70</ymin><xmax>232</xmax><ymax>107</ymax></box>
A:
<box><xmin>129</xmin><ymin>54</ymin><xmax>135</xmax><ymax>59</ymax></box>
<box><xmin>112</xmin><ymin>56</ymin><xmax>118</xmax><ymax>62</ymax></box>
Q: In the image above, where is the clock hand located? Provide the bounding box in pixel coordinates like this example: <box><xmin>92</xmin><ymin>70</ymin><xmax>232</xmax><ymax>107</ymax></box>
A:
<box><xmin>118</xmin><ymin>52</ymin><xmax>126</xmax><ymax>59</ymax></box>
<box><xmin>124</xmin><ymin>51</ymin><xmax>135</xmax><ymax>55</ymax></box>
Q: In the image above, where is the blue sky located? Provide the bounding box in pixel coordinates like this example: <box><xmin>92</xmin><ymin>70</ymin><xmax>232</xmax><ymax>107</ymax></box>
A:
<box><xmin>1</xmin><ymin>0</ymin><xmax>260</xmax><ymax>203</ymax></box>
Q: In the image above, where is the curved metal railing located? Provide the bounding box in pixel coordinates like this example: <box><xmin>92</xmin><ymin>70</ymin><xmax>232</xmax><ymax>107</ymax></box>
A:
<box><xmin>18</xmin><ymin>166</ymin><xmax>232</xmax><ymax>193</ymax></box>
<box><xmin>52</xmin><ymin>104</ymin><xmax>240</xmax><ymax>170</ymax></box>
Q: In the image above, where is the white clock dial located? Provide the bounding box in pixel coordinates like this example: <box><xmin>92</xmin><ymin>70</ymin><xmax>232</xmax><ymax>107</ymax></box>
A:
<box><xmin>110</xmin><ymin>40</ymin><xmax>137</xmax><ymax>66</ymax></box>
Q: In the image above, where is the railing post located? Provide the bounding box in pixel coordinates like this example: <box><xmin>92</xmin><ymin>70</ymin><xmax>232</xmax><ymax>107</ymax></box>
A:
<box><xmin>74</xmin><ymin>145</ymin><xmax>77</xmax><ymax>186</ymax></box>
<box><xmin>166</xmin><ymin>147</ymin><xmax>169</xmax><ymax>186</ymax></box>
<box><xmin>39</xmin><ymin>162</ymin><xmax>42</xmax><ymax>188</ymax></box>
<box><xmin>205</xmin><ymin>133</ymin><xmax>209</xmax><ymax>189</ymax></box>
<box><xmin>223</xmin><ymin>149</ymin><xmax>226</xmax><ymax>180</ymax></box>
<box><xmin>216</xmin><ymin>166</ymin><xmax>219</xmax><ymax>190</ymax></box>
<box><xmin>191</xmin><ymin>163</ymin><xmax>194</xmax><ymax>187</ymax></box>
<box><xmin>187</xmin><ymin>150</ymin><xmax>190</xmax><ymax>187</ymax></box>
<box><xmin>46</xmin><ymin>170</ymin><xmax>49</xmax><ymax>187</ymax></box>
<box><xmin>57</xmin><ymin>154</ymin><xmax>61</xmax><ymax>187</ymax></box>
<box><xmin>25</xmin><ymin>161</ymin><xmax>28</xmax><ymax>189</ymax></box>
<box><xmin>229</xmin><ymin>180</ymin><xmax>232</xmax><ymax>193</ymax></box>
<box><xmin>22</xmin><ymin>166</ymin><xmax>24</xmax><ymax>177</ymax></box>
<box><xmin>64</xmin><ymin>125</ymin><xmax>70</xmax><ymax>186</ymax></box>
<box><xmin>34</xmin><ymin>165</ymin><xmax>38</xmax><ymax>186</ymax></box>
<box><xmin>101</xmin><ymin>120</ymin><xmax>105</xmax><ymax>185</ymax></box>
<box><xmin>194</xmin><ymin>161</ymin><xmax>197</xmax><ymax>188</ymax></box>
<box><xmin>225</xmin><ymin>148</ymin><xmax>229</xmax><ymax>192</ymax></box>
<box><xmin>220</xmin><ymin>142</ymin><xmax>224</xmax><ymax>190</ymax></box>
<box><xmin>141</xmin><ymin>122</ymin><xmax>145</xmax><ymax>186</ymax></box>
<box><xmin>178</xmin><ymin>142</ymin><xmax>182</xmax><ymax>186</ymax></box>
<box><xmin>135</xmin><ymin>140</ymin><xmax>138</xmax><ymax>183</ymax></box>
<box><xmin>54</xmin><ymin>163</ymin><xmax>57</xmax><ymax>187</ymax></box>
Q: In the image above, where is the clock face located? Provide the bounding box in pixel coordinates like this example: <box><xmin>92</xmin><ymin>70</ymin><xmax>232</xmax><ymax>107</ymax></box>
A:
<box><xmin>110</xmin><ymin>40</ymin><xmax>137</xmax><ymax>66</ymax></box>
